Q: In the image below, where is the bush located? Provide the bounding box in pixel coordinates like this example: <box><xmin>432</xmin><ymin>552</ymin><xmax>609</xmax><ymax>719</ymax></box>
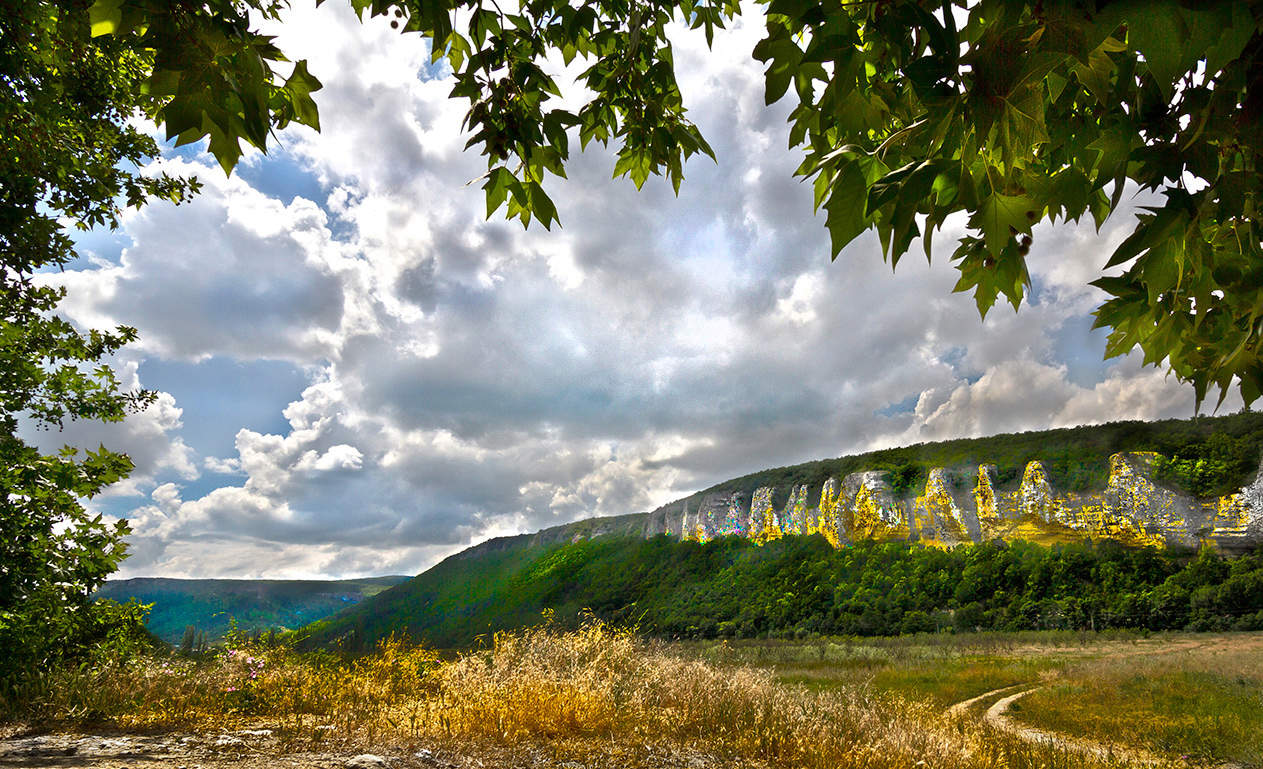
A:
<box><xmin>2</xmin><ymin>598</ymin><xmax>161</xmax><ymax>719</ymax></box>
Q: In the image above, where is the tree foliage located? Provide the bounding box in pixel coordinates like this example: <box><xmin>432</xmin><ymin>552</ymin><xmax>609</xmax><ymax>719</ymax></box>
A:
<box><xmin>0</xmin><ymin>0</ymin><xmax>318</xmax><ymax>685</ymax></box>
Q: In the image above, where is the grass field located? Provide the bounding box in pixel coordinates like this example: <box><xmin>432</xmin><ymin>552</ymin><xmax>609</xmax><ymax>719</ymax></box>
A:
<box><xmin>687</xmin><ymin>631</ymin><xmax>1100</xmax><ymax>706</ymax></box>
<box><xmin>1016</xmin><ymin>637</ymin><xmax>1263</xmax><ymax>765</ymax></box>
<box><xmin>7</xmin><ymin>625</ymin><xmax>1260</xmax><ymax>768</ymax></box>
<box><xmin>702</xmin><ymin>631</ymin><xmax>1263</xmax><ymax>767</ymax></box>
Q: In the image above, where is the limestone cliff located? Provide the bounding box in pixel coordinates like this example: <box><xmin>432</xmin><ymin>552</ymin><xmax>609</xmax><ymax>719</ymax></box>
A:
<box><xmin>656</xmin><ymin>452</ymin><xmax>1263</xmax><ymax>552</ymax></box>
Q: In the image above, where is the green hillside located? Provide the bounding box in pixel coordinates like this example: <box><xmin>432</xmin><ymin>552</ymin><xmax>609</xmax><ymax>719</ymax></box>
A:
<box><xmin>297</xmin><ymin>413</ymin><xmax>1263</xmax><ymax>651</ymax></box>
<box><xmin>298</xmin><ymin>533</ymin><xmax>1263</xmax><ymax>652</ymax></box>
<box><xmin>97</xmin><ymin>576</ymin><xmax>411</xmax><ymax>644</ymax></box>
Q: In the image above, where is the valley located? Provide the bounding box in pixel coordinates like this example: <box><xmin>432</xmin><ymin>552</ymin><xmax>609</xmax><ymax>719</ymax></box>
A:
<box><xmin>97</xmin><ymin>576</ymin><xmax>411</xmax><ymax>644</ymax></box>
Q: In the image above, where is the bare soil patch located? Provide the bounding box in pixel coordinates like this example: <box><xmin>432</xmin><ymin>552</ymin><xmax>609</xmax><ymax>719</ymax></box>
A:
<box><xmin>0</xmin><ymin>728</ymin><xmax>736</xmax><ymax>769</ymax></box>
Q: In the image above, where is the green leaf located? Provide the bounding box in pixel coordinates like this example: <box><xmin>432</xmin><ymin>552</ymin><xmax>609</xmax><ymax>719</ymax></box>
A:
<box><xmin>1071</xmin><ymin>37</ymin><xmax>1123</xmax><ymax>104</ymax></box>
<box><xmin>88</xmin><ymin>0</ymin><xmax>124</xmax><ymax>37</ymax></box>
<box><xmin>483</xmin><ymin>167</ymin><xmax>512</xmax><ymax>218</ymax></box>
<box><xmin>887</xmin><ymin>163</ymin><xmax>938</xmax><ymax>265</ymax></box>
<box><xmin>970</xmin><ymin>192</ymin><xmax>1037</xmax><ymax>255</ymax></box>
<box><xmin>1045</xmin><ymin>71</ymin><xmax>1068</xmax><ymax>103</ymax></box>
<box><xmin>1204</xmin><ymin>3</ymin><xmax>1254</xmax><ymax>76</ymax></box>
<box><xmin>1105</xmin><ymin>204</ymin><xmax>1188</xmax><ymax>269</ymax></box>
<box><xmin>951</xmin><ymin>236</ymin><xmax>1029</xmax><ymax>318</ymax></box>
<box><xmin>141</xmin><ymin>69</ymin><xmax>181</xmax><ymax>97</ymax></box>
<box><xmin>528</xmin><ymin>181</ymin><xmax>559</xmax><ymax>229</ymax></box>
<box><xmin>997</xmin><ymin>85</ymin><xmax>1050</xmax><ymax>168</ymax></box>
<box><xmin>284</xmin><ymin>61</ymin><xmax>323</xmax><ymax>130</ymax></box>
<box><xmin>823</xmin><ymin>161</ymin><xmax>868</xmax><ymax>259</ymax></box>
<box><xmin>1047</xmin><ymin>167</ymin><xmax>1090</xmax><ymax>222</ymax></box>
<box><xmin>753</xmin><ymin>32</ymin><xmax>802</xmax><ymax>105</ymax></box>
<box><xmin>1121</xmin><ymin>0</ymin><xmax>1189</xmax><ymax>99</ymax></box>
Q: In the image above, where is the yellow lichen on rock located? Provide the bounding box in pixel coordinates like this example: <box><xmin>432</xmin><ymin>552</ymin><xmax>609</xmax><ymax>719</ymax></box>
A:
<box><xmin>1207</xmin><ymin>492</ymin><xmax>1252</xmax><ymax>540</ymax></box>
<box><xmin>849</xmin><ymin>484</ymin><xmax>883</xmax><ymax>540</ymax></box>
<box><xmin>668</xmin><ymin>450</ymin><xmax>1263</xmax><ymax>551</ymax></box>
<box><xmin>1019</xmin><ymin>461</ymin><xmax>1055</xmax><ymax>521</ymax></box>
<box><xmin>1098</xmin><ymin>453</ymin><xmax>1183</xmax><ymax>547</ymax></box>
<box><xmin>783</xmin><ymin>485</ymin><xmax>810</xmax><ymax>537</ymax></box>
<box><xmin>748</xmin><ymin>486</ymin><xmax>782</xmax><ymax>545</ymax></box>
<box><xmin>973</xmin><ymin>464</ymin><xmax>1005</xmax><ymax>540</ymax></box>
<box><xmin>915</xmin><ymin>468</ymin><xmax>970</xmax><ymax>543</ymax></box>
<box><xmin>1061</xmin><ymin>500</ymin><xmax>1165</xmax><ymax>548</ymax></box>
<box><xmin>849</xmin><ymin>473</ymin><xmax>909</xmax><ymax>541</ymax></box>
<box><xmin>814</xmin><ymin>477</ymin><xmax>842</xmax><ymax>546</ymax></box>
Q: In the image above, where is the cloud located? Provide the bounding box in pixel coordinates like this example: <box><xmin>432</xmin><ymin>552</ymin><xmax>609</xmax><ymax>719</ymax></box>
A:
<box><xmin>890</xmin><ymin>356</ymin><xmax>1206</xmax><ymax>447</ymax></box>
<box><xmin>54</xmin><ymin>164</ymin><xmax>349</xmax><ymax>364</ymax></box>
<box><xmin>38</xmin><ymin>3</ymin><xmax>1219</xmax><ymax>579</ymax></box>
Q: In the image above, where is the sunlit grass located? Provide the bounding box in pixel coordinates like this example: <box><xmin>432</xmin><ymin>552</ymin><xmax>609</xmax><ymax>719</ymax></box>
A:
<box><xmin>687</xmin><ymin>630</ymin><xmax>1152</xmax><ymax>707</ymax></box>
<box><xmin>708</xmin><ymin>631</ymin><xmax>1263</xmax><ymax>766</ymax></box>
<box><xmin>1015</xmin><ymin>641</ymin><xmax>1263</xmax><ymax>765</ymax></box>
<box><xmin>6</xmin><ymin>619</ymin><xmax>1139</xmax><ymax>769</ymax></box>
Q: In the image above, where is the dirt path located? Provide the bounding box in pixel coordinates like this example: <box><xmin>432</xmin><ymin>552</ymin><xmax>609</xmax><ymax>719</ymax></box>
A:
<box><xmin>980</xmin><ymin>686</ymin><xmax>1164</xmax><ymax>766</ymax></box>
<box><xmin>946</xmin><ymin>633</ymin><xmax>1262</xmax><ymax>768</ymax></box>
<box><xmin>949</xmin><ymin>683</ymin><xmax>1246</xmax><ymax>769</ymax></box>
<box><xmin>947</xmin><ymin>682</ymin><xmax>1165</xmax><ymax>765</ymax></box>
<box><xmin>943</xmin><ymin>682</ymin><xmax>1028</xmax><ymax>718</ymax></box>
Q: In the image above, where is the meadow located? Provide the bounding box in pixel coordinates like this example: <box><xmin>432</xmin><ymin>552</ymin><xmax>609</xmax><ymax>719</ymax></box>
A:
<box><xmin>7</xmin><ymin>621</ymin><xmax>1260</xmax><ymax>768</ymax></box>
<box><xmin>703</xmin><ymin>630</ymin><xmax>1263</xmax><ymax>766</ymax></box>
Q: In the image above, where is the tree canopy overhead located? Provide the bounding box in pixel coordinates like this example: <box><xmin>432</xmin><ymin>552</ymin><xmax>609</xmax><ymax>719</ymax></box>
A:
<box><xmin>68</xmin><ymin>0</ymin><xmax>1263</xmax><ymax>408</ymax></box>
<box><xmin>80</xmin><ymin>0</ymin><xmax>1262</xmax><ymax>408</ymax></box>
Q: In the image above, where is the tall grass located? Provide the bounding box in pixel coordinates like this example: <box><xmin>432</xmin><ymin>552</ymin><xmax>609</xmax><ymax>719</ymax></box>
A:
<box><xmin>8</xmin><ymin>619</ymin><xmax>1138</xmax><ymax>769</ymax></box>
<box><xmin>1015</xmin><ymin>639</ymin><xmax>1263</xmax><ymax>765</ymax></box>
<box><xmin>689</xmin><ymin>631</ymin><xmax>1156</xmax><ymax>709</ymax></box>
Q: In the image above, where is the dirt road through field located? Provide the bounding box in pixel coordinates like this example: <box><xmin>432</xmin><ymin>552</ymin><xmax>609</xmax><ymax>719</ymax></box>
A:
<box><xmin>944</xmin><ymin>633</ymin><xmax>1263</xmax><ymax>769</ymax></box>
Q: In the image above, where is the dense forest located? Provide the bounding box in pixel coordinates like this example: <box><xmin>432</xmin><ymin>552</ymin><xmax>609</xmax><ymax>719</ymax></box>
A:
<box><xmin>300</xmin><ymin>534</ymin><xmax>1263</xmax><ymax>651</ymax></box>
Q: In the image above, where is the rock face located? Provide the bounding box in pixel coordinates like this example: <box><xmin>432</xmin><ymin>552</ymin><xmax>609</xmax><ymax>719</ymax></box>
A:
<box><xmin>661</xmin><ymin>452</ymin><xmax>1263</xmax><ymax>552</ymax></box>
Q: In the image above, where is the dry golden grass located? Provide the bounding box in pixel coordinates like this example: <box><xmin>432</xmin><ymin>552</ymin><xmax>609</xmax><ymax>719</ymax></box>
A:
<box><xmin>11</xmin><ymin>619</ymin><xmax>1146</xmax><ymax>769</ymax></box>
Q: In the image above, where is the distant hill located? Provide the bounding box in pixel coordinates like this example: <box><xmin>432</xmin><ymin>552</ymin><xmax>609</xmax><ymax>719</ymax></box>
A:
<box><xmin>297</xmin><ymin>413</ymin><xmax>1263</xmax><ymax>651</ymax></box>
<box><xmin>97</xmin><ymin>576</ymin><xmax>411</xmax><ymax>644</ymax></box>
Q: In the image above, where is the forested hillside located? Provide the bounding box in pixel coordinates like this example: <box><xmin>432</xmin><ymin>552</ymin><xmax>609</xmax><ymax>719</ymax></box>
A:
<box><xmin>297</xmin><ymin>413</ymin><xmax>1263</xmax><ymax>651</ymax></box>
<box><xmin>299</xmin><ymin>535</ymin><xmax>1263</xmax><ymax>651</ymax></box>
<box><xmin>659</xmin><ymin>411</ymin><xmax>1263</xmax><ymax>514</ymax></box>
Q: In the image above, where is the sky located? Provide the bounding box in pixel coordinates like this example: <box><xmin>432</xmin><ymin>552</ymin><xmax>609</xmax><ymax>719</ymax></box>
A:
<box><xmin>33</xmin><ymin>3</ymin><xmax>1235</xmax><ymax>580</ymax></box>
